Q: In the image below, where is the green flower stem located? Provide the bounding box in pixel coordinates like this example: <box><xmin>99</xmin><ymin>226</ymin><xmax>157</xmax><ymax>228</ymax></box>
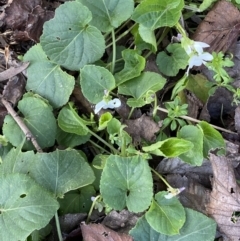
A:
<box><xmin>106</xmin><ymin>23</ymin><xmax>136</xmax><ymax>49</ymax></box>
<box><xmin>111</xmin><ymin>29</ymin><xmax>116</xmax><ymax>74</ymax></box>
<box><xmin>184</xmin><ymin>5</ymin><xmax>199</xmax><ymax>12</ymax></box>
<box><xmin>55</xmin><ymin>212</ymin><xmax>63</xmax><ymax>241</ymax></box>
<box><xmin>151</xmin><ymin>168</ymin><xmax>174</xmax><ymax>190</ymax></box>
<box><xmin>88</xmin><ymin>129</ymin><xmax>120</xmax><ymax>154</ymax></box>
<box><xmin>128</xmin><ymin>107</ymin><xmax>135</xmax><ymax>119</ymax></box>
<box><xmin>175</xmin><ymin>22</ymin><xmax>187</xmax><ymax>37</ymax></box>
<box><xmin>114</xmin><ymin>19</ymin><xmax>133</xmax><ymax>37</ymax></box>
<box><xmin>86</xmin><ymin>195</ymin><xmax>101</xmax><ymax>223</ymax></box>
<box><xmin>152</xmin><ymin>93</ymin><xmax>158</xmax><ymax>118</ymax></box>
<box><xmin>121</xmin><ymin>134</ymin><xmax>126</xmax><ymax>157</ymax></box>
<box><xmin>89</xmin><ymin>139</ymin><xmax>111</xmax><ymax>155</ymax></box>
<box><xmin>157</xmin><ymin>106</ymin><xmax>236</xmax><ymax>134</ymax></box>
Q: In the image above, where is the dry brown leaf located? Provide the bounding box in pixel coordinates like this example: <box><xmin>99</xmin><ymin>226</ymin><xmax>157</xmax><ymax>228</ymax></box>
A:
<box><xmin>2</xmin><ymin>0</ymin><xmax>41</xmax><ymax>30</ymax></box>
<box><xmin>23</xmin><ymin>5</ymin><xmax>54</xmax><ymax>42</ymax></box>
<box><xmin>2</xmin><ymin>74</ymin><xmax>26</xmax><ymax>105</ymax></box>
<box><xmin>166</xmin><ymin>174</ymin><xmax>211</xmax><ymax>215</ymax></box>
<box><xmin>234</xmin><ymin>106</ymin><xmax>240</xmax><ymax>134</ymax></box>
<box><xmin>124</xmin><ymin>114</ymin><xmax>160</xmax><ymax>143</ymax></box>
<box><xmin>193</xmin><ymin>0</ymin><xmax>240</xmax><ymax>53</ymax></box>
<box><xmin>1</xmin><ymin>0</ymin><xmax>54</xmax><ymax>42</ymax></box>
<box><xmin>102</xmin><ymin>210</ymin><xmax>139</xmax><ymax>233</ymax></box>
<box><xmin>0</xmin><ymin>106</ymin><xmax>8</xmax><ymax>127</ymax></box>
<box><xmin>206</xmin><ymin>154</ymin><xmax>240</xmax><ymax>241</ymax></box>
<box><xmin>58</xmin><ymin>213</ymin><xmax>87</xmax><ymax>234</ymax></box>
<box><xmin>157</xmin><ymin>158</ymin><xmax>213</xmax><ymax>176</ymax></box>
<box><xmin>115</xmin><ymin>96</ymin><xmax>141</xmax><ymax>120</ymax></box>
<box><xmin>184</xmin><ymin>90</ymin><xmax>203</xmax><ymax>119</ymax></box>
<box><xmin>207</xmin><ymin>87</ymin><xmax>235</xmax><ymax>123</ymax></box>
<box><xmin>81</xmin><ymin>223</ymin><xmax>133</xmax><ymax>241</ymax></box>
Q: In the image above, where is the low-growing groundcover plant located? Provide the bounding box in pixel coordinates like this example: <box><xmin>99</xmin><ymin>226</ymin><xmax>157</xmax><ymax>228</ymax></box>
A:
<box><xmin>0</xmin><ymin>0</ymin><xmax>237</xmax><ymax>240</ymax></box>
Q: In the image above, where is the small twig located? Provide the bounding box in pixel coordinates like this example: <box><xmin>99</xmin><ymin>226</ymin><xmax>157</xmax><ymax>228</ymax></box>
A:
<box><xmin>157</xmin><ymin>106</ymin><xmax>237</xmax><ymax>134</ymax></box>
<box><xmin>0</xmin><ymin>62</ymin><xmax>29</xmax><ymax>81</ymax></box>
<box><xmin>1</xmin><ymin>97</ymin><xmax>43</xmax><ymax>152</ymax></box>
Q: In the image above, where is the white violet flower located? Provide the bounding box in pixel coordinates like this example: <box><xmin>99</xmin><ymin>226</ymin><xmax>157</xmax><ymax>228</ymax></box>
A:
<box><xmin>185</xmin><ymin>41</ymin><xmax>210</xmax><ymax>55</ymax></box>
<box><xmin>186</xmin><ymin>51</ymin><xmax>213</xmax><ymax>75</ymax></box>
<box><xmin>164</xmin><ymin>187</ymin><xmax>185</xmax><ymax>199</ymax></box>
<box><xmin>94</xmin><ymin>98</ymin><xmax>121</xmax><ymax>114</ymax></box>
<box><xmin>179</xmin><ymin>35</ymin><xmax>213</xmax><ymax>75</ymax></box>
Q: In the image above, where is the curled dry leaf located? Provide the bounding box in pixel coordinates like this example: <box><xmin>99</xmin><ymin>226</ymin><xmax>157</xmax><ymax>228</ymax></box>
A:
<box><xmin>102</xmin><ymin>210</ymin><xmax>139</xmax><ymax>233</ymax></box>
<box><xmin>124</xmin><ymin>114</ymin><xmax>160</xmax><ymax>143</ymax></box>
<box><xmin>193</xmin><ymin>0</ymin><xmax>240</xmax><ymax>53</ymax></box>
<box><xmin>81</xmin><ymin>223</ymin><xmax>133</xmax><ymax>241</ymax></box>
<box><xmin>1</xmin><ymin>0</ymin><xmax>41</xmax><ymax>30</ymax></box>
<box><xmin>2</xmin><ymin>74</ymin><xmax>26</xmax><ymax>105</ymax></box>
<box><xmin>206</xmin><ymin>154</ymin><xmax>240</xmax><ymax>241</ymax></box>
<box><xmin>1</xmin><ymin>0</ymin><xmax>54</xmax><ymax>42</ymax></box>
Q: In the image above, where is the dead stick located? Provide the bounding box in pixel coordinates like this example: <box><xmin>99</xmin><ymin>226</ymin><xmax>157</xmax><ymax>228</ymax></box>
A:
<box><xmin>1</xmin><ymin>97</ymin><xmax>43</xmax><ymax>152</ymax></box>
<box><xmin>157</xmin><ymin>106</ymin><xmax>236</xmax><ymax>134</ymax></box>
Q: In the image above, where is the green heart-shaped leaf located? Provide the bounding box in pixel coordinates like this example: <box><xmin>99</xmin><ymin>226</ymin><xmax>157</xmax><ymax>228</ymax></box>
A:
<box><xmin>130</xmin><ymin>208</ymin><xmax>216</xmax><ymax>241</ymax></box>
<box><xmin>30</xmin><ymin>149</ymin><xmax>95</xmax><ymax>198</ymax></box>
<box><xmin>177</xmin><ymin>125</ymin><xmax>204</xmax><ymax>166</ymax></box>
<box><xmin>100</xmin><ymin>155</ymin><xmax>153</xmax><ymax>212</ymax></box>
<box><xmin>115</xmin><ymin>49</ymin><xmax>145</xmax><ymax>86</ymax></box>
<box><xmin>80</xmin><ymin>65</ymin><xmax>116</xmax><ymax>104</ymax></box>
<box><xmin>156</xmin><ymin>43</ymin><xmax>189</xmax><ymax>76</ymax></box>
<box><xmin>24</xmin><ymin>44</ymin><xmax>75</xmax><ymax>108</ymax></box>
<box><xmin>77</xmin><ymin>0</ymin><xmax>134</xmax><ymax>32</ymax></box>
<box><xmin>132</xmin><ymin>0</ymin><xmax>184</xmax><ymax>30</ymax></box>
<box><xmin>145</xmin><ymin>191</ymin><xmax>185</xmax><ymax>235</ymax></box>
<box><xmin>0</xmin><ymin>173</ymin><xmax>59</xmax><ymax>241</ymax></box>
<box><xmin>3</xmin><ymin>94</ymin><xmax>57</xmax><ymax>150</ymax></box>
<box><xmin>40</xmin><ymin>1</ymin><xmax>105</xmax><ymax>70</ymax></box>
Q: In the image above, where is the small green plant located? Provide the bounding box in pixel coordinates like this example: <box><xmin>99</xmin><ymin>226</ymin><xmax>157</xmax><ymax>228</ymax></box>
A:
<box><xmin>206</xmin><ymin>52</ymin><xmax>235</xmax><ymax>94</ymax></box>
<box><xmin>0</xmin><ymin>0</ymin><xmax>231</xmax><ymax>241</ymax></box>
<box><xmin>163</xmin><ymin>97</ymin><xmax>188</xmax><ymax>131</ymax></box>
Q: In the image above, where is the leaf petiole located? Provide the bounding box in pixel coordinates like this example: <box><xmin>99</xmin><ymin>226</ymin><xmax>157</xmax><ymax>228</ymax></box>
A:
<box><xmin>106</xmin><ymin>23</ymin><xmax>136</xmax><ymax>49</ymax></box>
<box><xmin>86</xmin><ymin>195</ymin><xmax>101</xmax><ymax>223</ymax></box>
<box><xmin>55</xmin><ymin>212</ymin><xmax>63</xmax><ymax>241</ymax></box>
<box><xmin>111</xmin><ymin>29</ymin><xmax>116</xmax><ymax>74</ymax></box>
<box><xmin>88</xmin><ymin>139</ymin><xmax>111</xmax><ymax>155</ymax></box>
<box><xmin>88</xmin><ymin>129</ymin><xmax>119</xmax><ymax>154</ymax></box>
<box><xmin>151</xmin><ymin>168</ymin><xmax>174</xmax><ymax>190</ymax></box>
